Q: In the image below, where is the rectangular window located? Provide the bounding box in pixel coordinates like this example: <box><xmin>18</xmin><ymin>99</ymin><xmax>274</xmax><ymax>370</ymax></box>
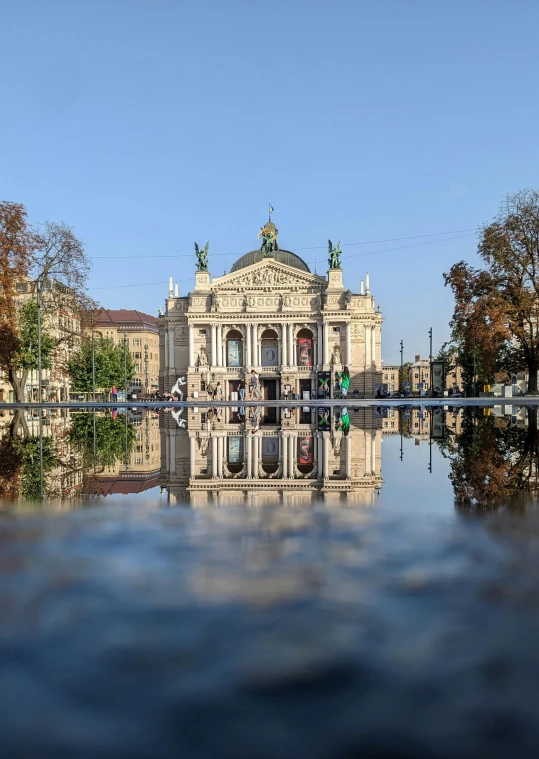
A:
<box><xmin>332</xmin><ymin>326</ymin><xmax>341</xmax><ymax>333</ymax></box>
<box><xmin>199</xmin><ymin>329</ymin><xmax>207</xmax><ymax>335</ymax></box>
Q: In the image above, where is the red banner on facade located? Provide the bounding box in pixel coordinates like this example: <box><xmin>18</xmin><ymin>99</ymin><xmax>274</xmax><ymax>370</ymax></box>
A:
<box><xmin>298</xmin><ymin>436</ymin><xmax>314</xmax><ymax>465</ymax></box>
<box><xmin>298</xmin><ymin>337</ymin><xmax>313</xmax><ymax>366</ymax></box>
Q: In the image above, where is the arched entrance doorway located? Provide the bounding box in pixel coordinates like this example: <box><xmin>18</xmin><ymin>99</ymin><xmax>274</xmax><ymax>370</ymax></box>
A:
<box><xmin>225</xmin><ymin>329</ymin><xmax>243</xmax><ymax>368</ymax></box>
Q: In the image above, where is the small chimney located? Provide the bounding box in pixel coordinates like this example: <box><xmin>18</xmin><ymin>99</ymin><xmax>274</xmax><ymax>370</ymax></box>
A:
<box><xmin>415</xmin><ymin>354</ymin><xmax>420</xmax><ymax>363</ymax></box>
<box><xmin>365</xmin><ymin>272</ymin><xmax>370</xmax><ymax>294</ymax></box>
<box><xmin>174</xmin><ymin>283</ymin><xmax>179</xmax><ymax>297</ymax></box>
<box><xmin>360</xmin><ymin>280</ymin><xmax>365</xmax><ymax>295</ymax></box>
<box><xmin>168</xmin><ymin>276</ymin><xmax>174</xmax><ymax>298</ymax></box>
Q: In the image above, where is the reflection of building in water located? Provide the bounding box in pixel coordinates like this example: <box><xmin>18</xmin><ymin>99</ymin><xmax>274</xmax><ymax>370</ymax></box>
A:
<box><xmin>381</xmin><ymin>408</ymin><xmax>400</xmax><ymax>434</ymax></box>
<box><xmin>159</xmin><ymin>218</ymin><xmax>382</xmax><ymax>403</ymax></box>
<box><xmin>96</xmin><ymin>411</ymin><xmax>161</xmax><ymax>495</ymax></box>
<box><xmin>160</xmin><ymin>408</ymin><xmax>383</xmax><ymax>506</ymax></box>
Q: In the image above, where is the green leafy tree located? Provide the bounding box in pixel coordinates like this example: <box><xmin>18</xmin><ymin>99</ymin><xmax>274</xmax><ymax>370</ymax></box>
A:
<box><xmin>68</xmin><ymin>337</ymin><xmax>135</xmax><ymax>393</ymax></box>
<box><xmin>16</xmin><ymin>436</ymin><xmax>58</xmax><ymax>502</ymax></box>
<box><xmin>69</xmin><ymin>412</ymin><xmax>136</xmax><ymax>468</ymax></box>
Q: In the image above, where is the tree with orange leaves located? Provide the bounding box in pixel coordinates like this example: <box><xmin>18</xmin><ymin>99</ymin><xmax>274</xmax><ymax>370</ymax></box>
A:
<box><xmin>445</xmin><ymin>189</ymin><xmax>539</xmax><ymax>393</ymax></box>
<box><xmin>0</xmin><ymin>201</ymin><xmax>96</xmax><ymax>403</ymax></box>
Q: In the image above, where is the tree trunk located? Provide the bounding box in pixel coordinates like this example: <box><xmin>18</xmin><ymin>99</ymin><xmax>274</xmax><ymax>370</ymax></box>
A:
<box><xmin>9</xmin><ymin>409</ymin><xmax>29</xmax><ymax>438</ymax></box>
<box><xmin>8</xmin><ymin>368</ymin><xmax>29</xmax><ymax>402</ymax></box>
<box><xmin>527</xmin><ymin>359</ymin><xmax>539</xmax><ymax>392</ymax></box>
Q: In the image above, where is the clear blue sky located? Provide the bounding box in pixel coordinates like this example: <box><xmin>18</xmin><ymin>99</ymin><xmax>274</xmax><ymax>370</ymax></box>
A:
<box><xmin>3</xmin><ymin>0</ymin><xmax>539</xmax><ymax>363</ymax></box>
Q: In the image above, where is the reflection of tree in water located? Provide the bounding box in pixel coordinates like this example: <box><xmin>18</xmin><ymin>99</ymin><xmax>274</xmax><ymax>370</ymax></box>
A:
<box><xmin>439</xmin><ymin>407</ymin><xmax>539</xmax><ymax>510</ymax></box>
<box><xmin>0</xmin><ymin>411</ymin><xmax>136</xmax><ymax>504</ymax></box>
<box><xmin>69</xmin><ymin>413</ymin><xmax>136</xmax><ymax>469</ymax></box>
<box><xmin>0</xmin><ymin>430</ymin><xmax>57</xmax><ymax>503</ymax></box>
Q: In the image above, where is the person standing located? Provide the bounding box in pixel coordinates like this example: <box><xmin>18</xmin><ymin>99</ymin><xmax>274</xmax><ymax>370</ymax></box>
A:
<box><xmin>213</xmin><ymin>382</ymin><xmax>223</xmax><ymax>402</ymax></box>
<box><xmin>111</xmin><ymin>385</ymin><xmax>118</xmax><ymax>403</ymax></box>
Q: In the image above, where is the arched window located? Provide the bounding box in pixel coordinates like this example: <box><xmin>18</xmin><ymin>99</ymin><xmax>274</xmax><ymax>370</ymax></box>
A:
<box><xmin>297</xmin><ymin>435</ymin><xmax>314</xmax><ymax>474</ymax></box>
<box><xmin>226</xmin><ymin>329</ymin><xmax>243</xmax><ymax>367</ymax></box>
<box><xmin>296</xmin><ymin>328</ymin><xmax>314</xmax><ymax>367</ymax></box>
<box><xmin>261</xmin><ymin>329</ymin><xmax>278</xmax><ymax>367</ymax></box>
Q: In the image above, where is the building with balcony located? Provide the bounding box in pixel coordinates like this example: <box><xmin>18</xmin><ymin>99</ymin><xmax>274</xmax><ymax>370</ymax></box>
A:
<box><xmin>159</xmin><ymin>220</ymin><xmax>383</xmax><ymax>408</ymax></box>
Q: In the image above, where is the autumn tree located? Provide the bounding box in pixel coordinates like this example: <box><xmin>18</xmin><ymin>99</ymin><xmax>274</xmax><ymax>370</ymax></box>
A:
<box><xmin>445</xmin><ymin>189</ymin><xmax>539</xmax><ymax>393</ymax></box>
<box><xmin>439</xmin><ymin>407</ymin><xmax>539</xmax><ymax>510</ymax></box>
<box><xmin>0</xmin><ymin>203</ymin><xmax>97</xmax><ymax>401</ymax></box>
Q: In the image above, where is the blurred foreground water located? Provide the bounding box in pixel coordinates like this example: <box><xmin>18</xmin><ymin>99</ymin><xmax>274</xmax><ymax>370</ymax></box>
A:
<box><xmin>1</xmin><ymin>403</ymin><xmax>539</xmax><ymax>757</ymax></box>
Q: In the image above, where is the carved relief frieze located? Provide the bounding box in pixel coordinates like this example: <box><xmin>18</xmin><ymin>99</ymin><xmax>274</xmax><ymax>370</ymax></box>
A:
<box><xmin>214</xmin><ymin>263</ymin><xmax>325</xmax><ymax>292</ymax></box>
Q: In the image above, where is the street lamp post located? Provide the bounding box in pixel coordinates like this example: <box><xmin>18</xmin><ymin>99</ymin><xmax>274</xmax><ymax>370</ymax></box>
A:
<box><xmin>400</xmin><ymin>339</ymin><xmax>404</xmax><ymax>395</ymax></box>
<box><xmin>37</xmin><ymin>280</ymin><xmax>42</xmax><ymax>403</ymax></box>
<box><xmin>92</xmin><ymin>331</ymin><xmax>96</xmax><ymax>402</ymax></box>
<box><xmin>123</xmin><ymin>334</ymin><xmax>128</xmax><ymax>398</ymax></box>
<box><xmin>428</xmin><ymin>327</ymin><xmax>433</xmax><ymax>395</ymax></box>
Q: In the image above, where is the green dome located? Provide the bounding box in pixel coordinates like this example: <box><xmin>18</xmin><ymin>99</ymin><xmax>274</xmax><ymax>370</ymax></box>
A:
<box><xmin>230</xmin><ymin>248</ymin><xmax>311</xmax><ymax>273</ymax></box>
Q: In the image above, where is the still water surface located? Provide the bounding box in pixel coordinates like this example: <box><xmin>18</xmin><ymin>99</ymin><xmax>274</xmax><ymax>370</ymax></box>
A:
<box><xmin>1</xmin><ymin>404</ymin><xmax>539</xmax><ymax>757</ymax></box>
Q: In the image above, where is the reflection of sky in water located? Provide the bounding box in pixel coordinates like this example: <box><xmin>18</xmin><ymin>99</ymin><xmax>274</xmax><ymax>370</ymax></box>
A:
<box><xmin>379</xmin><ymin>434</ymin><xmax>455</xmax><ymax>516</ymax></box>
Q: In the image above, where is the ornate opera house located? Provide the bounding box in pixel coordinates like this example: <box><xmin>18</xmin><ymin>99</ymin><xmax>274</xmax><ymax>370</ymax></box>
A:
<box><xmin>159</xmin><ymin>219</ymin><xmax>383</xmax><ymax>403</ymax></box>
<box><xmin>158</xmin><ymin>219</ymin><xmax>383</xmax><ymax>505</ymax></box>
<box><xmin>160</xmin><ymin>408</ymin><xmax>383</xmax><ymax>507</ymax></box>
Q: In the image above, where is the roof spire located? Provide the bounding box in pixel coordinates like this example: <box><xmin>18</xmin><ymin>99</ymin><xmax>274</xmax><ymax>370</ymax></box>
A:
<box><xmin>269</xmin><ymin>202</ymin><xmax>274</xmax><ymax>221</ymax></box>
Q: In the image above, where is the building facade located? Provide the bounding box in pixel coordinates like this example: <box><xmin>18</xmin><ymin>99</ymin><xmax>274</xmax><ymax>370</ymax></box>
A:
<box><xmin>0</xmin><ymin>278</ymin><xmax>81</xmax><ymax>403</ymax></box>
<box><xmin>159</xmin><ymin>226</ymin><xmax>383</xmax><ymax>404</ymax></box>
<box><xmin>161</xmin><ymin>407</ymin><xmax>383</xmax><ymax>507</ymax></box>
<box><xmin>93</xmin><ymin>309</ymin><xmax>159</xmax><ymax>396</ymax></box>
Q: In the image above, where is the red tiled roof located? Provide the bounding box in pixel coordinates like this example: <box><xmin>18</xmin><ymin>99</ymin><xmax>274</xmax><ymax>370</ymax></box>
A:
<box><xmin>97</xmin><ymin>471</ymin><xmax>160</xmax><ymax>496</ymax></box>
<box><xmin>94</xmin><ymin>308</ymin><xmax>158</xmax><ymax>331</ymax></box>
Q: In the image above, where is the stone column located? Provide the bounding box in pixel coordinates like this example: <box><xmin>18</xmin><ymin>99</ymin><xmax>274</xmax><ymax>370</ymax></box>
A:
<box><xmin>190</xmin><ymin>436</ymin><xmax>196</xmax><ymax>478</ymax></box>
<box><xmin>281</xmin><ymin>433</ymin><xmax>288</xmax><ymax>478</ymax></box>
<box><xmin>288</xmin><ymin>432</ymin><xmax>294</xmax><ymax>479</ymax></box>
<box><xmin>317</xmin><ymin>323</ymin><xmax>323</xmax><ymax>367</ymax></box>
<box><xmin>168</xmin><ymin>326</ymin><xmax>175</xmax><ymax>371</ymax></box>
<box><xmin>371</xmin><ymin>433</ymin><xmax>376</xmax><ymax>475</ymax></box>
<box><xmin>212</xmin><ymin>435</ymin><xmax>218</xmax><ymax>478</ymax></box>
<box><xmin>217</xmin><ymin>325</ymin><xmax>222</xmax><ymax>367</ymax></box>
<box><xmin>169</xmin><ymin>433</ymin><xmax>176</xmax><ymax>475</ymax></box>
<box><xmin>282</xmin><ymin>324</ymin><xmax>288</xmax><ymax>367</ymax></box>
<box><xmin>323</xmin><ymin>323</ymin><xmax>329</xmax><ymax>365</ymax></box>
<box><xmin>164</xmin><ymin>330</ymin><xmax>169</xmax><ymax>370</ymax></box>
<box><xmin>217</xmin><ymin>434</ymin><xmax>224</xmax><ymax>478</ymax></box>
<box><xmin>288</xmin><ymin>323</ymin><xmax>295</xmax><ymax>366</ymax></box>
<box><xmin>188</xmin><ymin>324</ymin><xmax>194</xmax><ymax>367</ymax></box>
<box><xmin>211</xmin><ymin>325</ymin><xmax>217</xmax><ymax>367</ymax></box>
<box><xmin>322</xmin><ymin>435</ymin><xmax>329</xmax><ymax>479</ymax></box>
<box><xmin>346</xmin><ymin>322</ymin><xmax>352</xmax><ymax>366</ymax></box>
<box><xmin>246</xmin><ymin>433</ymin><xmax>252</xmax><ymax>478</ymax></box>
<box><xmin>365</xmin><ymin>430</ymin><xmax>372</xmax><ymax>474</ymax></box>
<box><xmin>346</xmin><ymin>434</ymin><xmax>352</xmax><ymax>479</ymax></box>
<box><xmin>253</xmin><ymin>435</ymin><xmax>259</xmax><ymax>479</ymax></box>
<box><xmin>252</xmin><ymin>324</ymin><xmax>258</xmax><ymax>367</ymax></box>
<box><xmin>365</xmin><ymin>325</ymin><xmax>371</xmax><ymax>367</ymax></box>
<box><xmin>245</xmin><ymin>323</ymin><xmax>251</xmax><ymax>367</ymax></box>
<box><xmin>371</xmin><ymin>324</ymin><xmax>376</xmax><ymax>368</ymax></box>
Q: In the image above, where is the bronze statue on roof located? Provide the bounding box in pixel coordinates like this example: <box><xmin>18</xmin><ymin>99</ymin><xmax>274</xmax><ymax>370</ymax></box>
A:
<box><xmin>194</xmin><ymin>242</ymin><xmax>209</xmax><ymax>271</ymax></box>
<box><xmin>258</xmin><ymin>221</ymin><xmax>279</xmax><ymax>257</ymax></box>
